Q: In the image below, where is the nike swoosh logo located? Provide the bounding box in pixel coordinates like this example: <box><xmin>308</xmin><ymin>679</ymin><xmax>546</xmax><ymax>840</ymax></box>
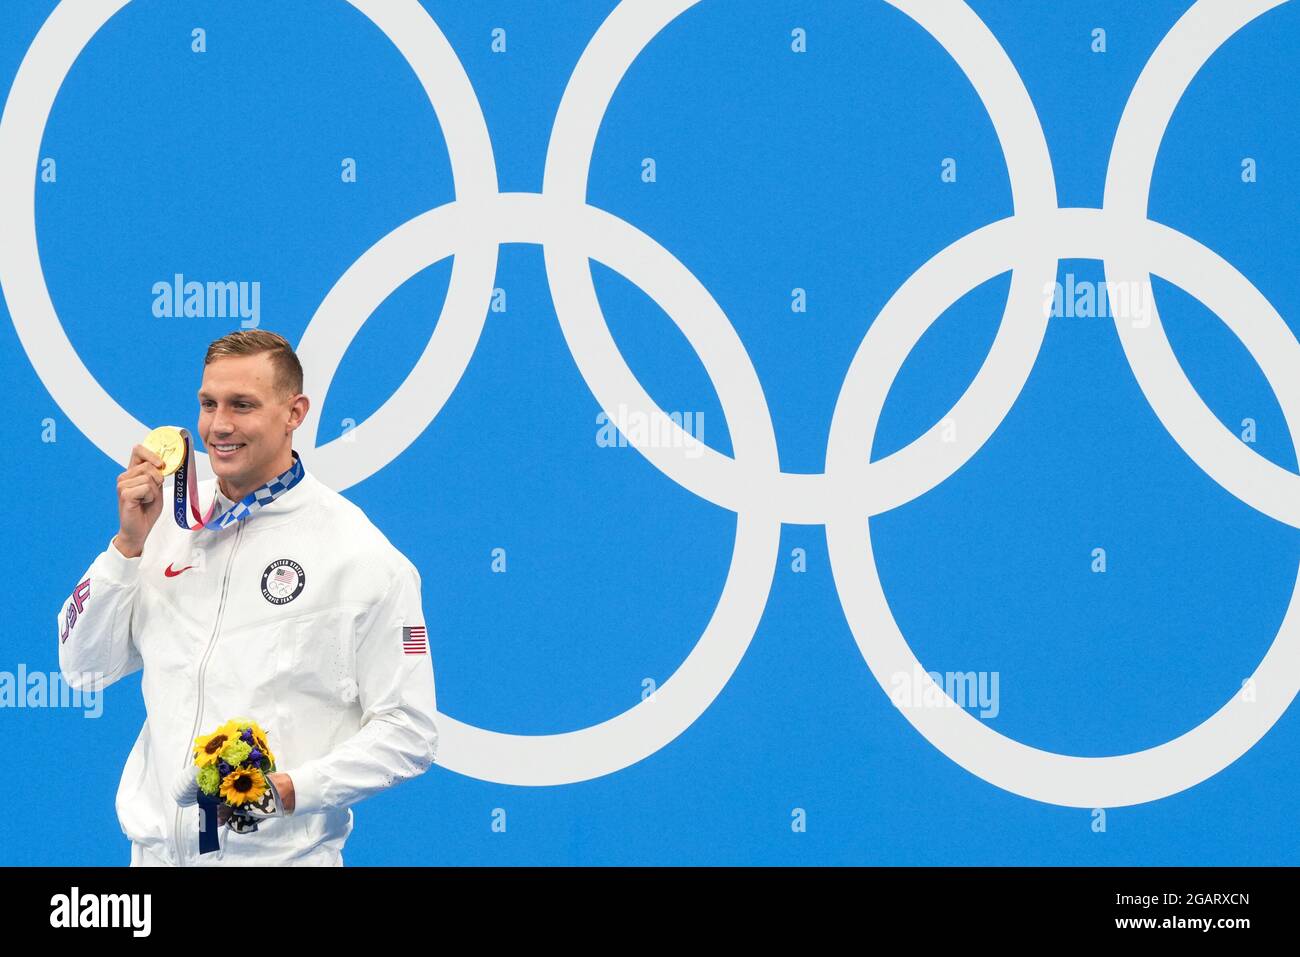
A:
<box><xmin>164</xmin><ymin>563</ymin><xmax>195</xmax><ymax>577</ymax></box>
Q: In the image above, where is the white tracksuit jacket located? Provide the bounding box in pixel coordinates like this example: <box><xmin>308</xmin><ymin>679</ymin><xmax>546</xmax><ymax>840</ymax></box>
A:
<box><xmin>55</xmin><ymin>460</ymin><xmax>440</xmax><ymax>865</ymax></box>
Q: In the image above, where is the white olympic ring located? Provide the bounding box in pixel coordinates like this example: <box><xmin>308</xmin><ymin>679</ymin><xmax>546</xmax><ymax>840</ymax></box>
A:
<box><xmin>1</xmin><ymin>0</ymin><xmax>1296</xmax><ymax>805</ymax></box>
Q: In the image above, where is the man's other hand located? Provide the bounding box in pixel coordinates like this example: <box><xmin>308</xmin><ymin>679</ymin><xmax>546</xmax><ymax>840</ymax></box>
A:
<box><xmin>269</xmin><ymin>772</ymin><xmax>295</xmax><ymax>813</ymax></box>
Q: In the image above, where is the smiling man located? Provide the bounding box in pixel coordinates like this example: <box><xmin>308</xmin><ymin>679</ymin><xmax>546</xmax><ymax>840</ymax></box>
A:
<box><xmin>55</xmin><ymin>330</ymin><xmax>440</xmax><ymax>866</ymax></box>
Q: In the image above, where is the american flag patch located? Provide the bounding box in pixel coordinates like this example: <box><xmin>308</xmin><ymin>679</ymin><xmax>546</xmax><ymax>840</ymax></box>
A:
<box><xmin>402</xmin><ymin>625</ymin><xmax>427</xmax><ymax>655</ymax></box>
<box><xmin>272</xmin><ymin>567</ymin><xmax>295</xmax><ymax>585</ymax></box>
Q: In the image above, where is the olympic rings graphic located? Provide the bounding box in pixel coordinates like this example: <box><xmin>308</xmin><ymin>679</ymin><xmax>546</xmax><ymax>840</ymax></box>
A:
<box><xmin>2</xmin><ymin>0</ymin><xmax>1297</xmax><ymax>805</ymax></box>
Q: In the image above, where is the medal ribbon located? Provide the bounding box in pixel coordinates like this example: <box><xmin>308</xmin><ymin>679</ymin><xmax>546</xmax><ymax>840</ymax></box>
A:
<box><xmin>170</xmin><ymin>428</ymin><xmax>304</xmax><ymax>532</ymax></box>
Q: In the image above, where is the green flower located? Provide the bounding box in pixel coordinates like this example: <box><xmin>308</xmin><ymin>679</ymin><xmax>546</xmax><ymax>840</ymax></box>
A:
<box><xmin>220</xmin><ymin>739</ymin><xmax>252</xmax><ymax>767</ymax></box>
<box><xmin>197</xmin><ymin>765</ymin><xmax>220</xmax><ymax>796</ymax></box>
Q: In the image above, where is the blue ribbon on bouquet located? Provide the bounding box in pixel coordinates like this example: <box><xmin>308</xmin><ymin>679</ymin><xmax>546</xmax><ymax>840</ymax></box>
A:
<box><xmin>196</xmin><ymin>787</ymin><xmax>221</xmax><ymax>855</ymax></box>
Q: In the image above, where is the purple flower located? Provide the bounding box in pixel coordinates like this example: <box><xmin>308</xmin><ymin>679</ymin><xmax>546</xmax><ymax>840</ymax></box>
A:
<box><xmin>249</xmin><ymin>748</ymin><xmax>263</xmax><ymax>764</ymax></box>
<box><xmin>241</xmin><ymin>729</ymin><xmax>253</xmax><ymax>744</ymax></box>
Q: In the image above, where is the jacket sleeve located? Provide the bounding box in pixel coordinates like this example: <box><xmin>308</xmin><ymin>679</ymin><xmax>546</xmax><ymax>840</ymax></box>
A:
<box><xmin>56</xmin><ymin>535</ymin><xmax>145</xmax><ymax>692</ymax></box>
<box><xmin>286</xmin><ymin>557</ymin><xmax>440</xmax><ymax>816</ymax></box>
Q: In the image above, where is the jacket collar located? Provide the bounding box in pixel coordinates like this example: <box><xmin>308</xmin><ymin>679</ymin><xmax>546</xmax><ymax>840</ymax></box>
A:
<box><xmin>204</xmin><ymin>450</ymin><xmax>317</xmax><ymax>525</ymax></box>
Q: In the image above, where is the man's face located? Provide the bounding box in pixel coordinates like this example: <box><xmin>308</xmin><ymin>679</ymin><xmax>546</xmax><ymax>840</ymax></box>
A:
<box><xmin>197</xmin><ymin>353</ymin><xmax>304</xmax><ymax>493</ymax></box>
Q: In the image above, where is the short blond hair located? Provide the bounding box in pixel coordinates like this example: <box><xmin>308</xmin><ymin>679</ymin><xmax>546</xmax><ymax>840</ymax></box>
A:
<box><xmin>204</xmin><ymin>330</ymin><xmax>303</xmax><ymax>398</ymax></box>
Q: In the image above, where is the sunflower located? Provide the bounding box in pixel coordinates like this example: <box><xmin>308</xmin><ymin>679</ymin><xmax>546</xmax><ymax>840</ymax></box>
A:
<box><xmin>251</xmin><ymin>734</ymin><xmax>275</xmax><ymax>767</ymax></box>
<box><xmin>229</xmin><ymin>717</ymin><xmax>275</xmax><ymax>765</ymax></box>
<box><xmin>255</xmin><ymin>737</ymin><xmax>275</xmax><ymax>770</ymax></box>
<box><xmin>193</xmin><ymin>720</ymin><xmax>240</xmax><ymax>768</ymax></box>
<box><xmin>220</xmin><ymin>767</ymin><xmax>268</xmax><ymax>806</ymax></box>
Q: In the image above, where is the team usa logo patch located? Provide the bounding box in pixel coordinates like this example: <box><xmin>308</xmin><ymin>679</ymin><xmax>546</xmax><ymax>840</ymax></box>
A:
<box><xmin>261</xmin><ymin>559</ymin><xmax>306</xmax><ymax>605</ymax></box>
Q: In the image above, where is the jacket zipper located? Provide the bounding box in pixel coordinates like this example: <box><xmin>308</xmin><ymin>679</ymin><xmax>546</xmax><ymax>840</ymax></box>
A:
<box><xmin>174</xmin><ymin>519</ymin><xmax>246</xmax><ymax>866</ymax></box>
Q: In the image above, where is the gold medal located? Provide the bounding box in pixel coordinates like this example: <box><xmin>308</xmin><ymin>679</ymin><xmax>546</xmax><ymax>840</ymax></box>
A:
<box><xmin>143</xmin><ymin>425</ymin><xmax>186</xmax><ymax>476</ymax></box>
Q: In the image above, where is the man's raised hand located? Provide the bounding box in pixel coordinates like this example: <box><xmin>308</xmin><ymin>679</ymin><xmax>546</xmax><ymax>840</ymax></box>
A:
<box><xmin>114</xmin><ymin>444</ymin><xmax>167</xmax><ymax>558</ymax></box>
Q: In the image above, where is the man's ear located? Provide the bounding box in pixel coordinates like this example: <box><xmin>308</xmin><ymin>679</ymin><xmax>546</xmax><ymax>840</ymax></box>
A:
<box><xmin>288</xmin><ymin>393</ymin><xmax>310</xmax><ymax>430</ymax></box>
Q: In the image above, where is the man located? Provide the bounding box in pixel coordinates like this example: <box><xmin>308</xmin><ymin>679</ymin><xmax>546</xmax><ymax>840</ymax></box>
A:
<box><xmin>55</xmin><ymin>330</ymin><xmax>440</xmax><ymax>866</ymax></box>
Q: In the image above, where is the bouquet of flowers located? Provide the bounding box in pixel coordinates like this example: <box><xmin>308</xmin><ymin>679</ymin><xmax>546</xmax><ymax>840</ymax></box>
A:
<box><xmin>190</xmin><ymin>717</ymin><xmax>285</xmax><ymax>834</ymax></box>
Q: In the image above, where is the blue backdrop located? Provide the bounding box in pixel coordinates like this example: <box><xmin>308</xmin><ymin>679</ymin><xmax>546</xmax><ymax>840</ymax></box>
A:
<box><xmin>2</xmin><ymin>0</ymin><xmax>1298</xmax><ymax>865</ymax></box>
